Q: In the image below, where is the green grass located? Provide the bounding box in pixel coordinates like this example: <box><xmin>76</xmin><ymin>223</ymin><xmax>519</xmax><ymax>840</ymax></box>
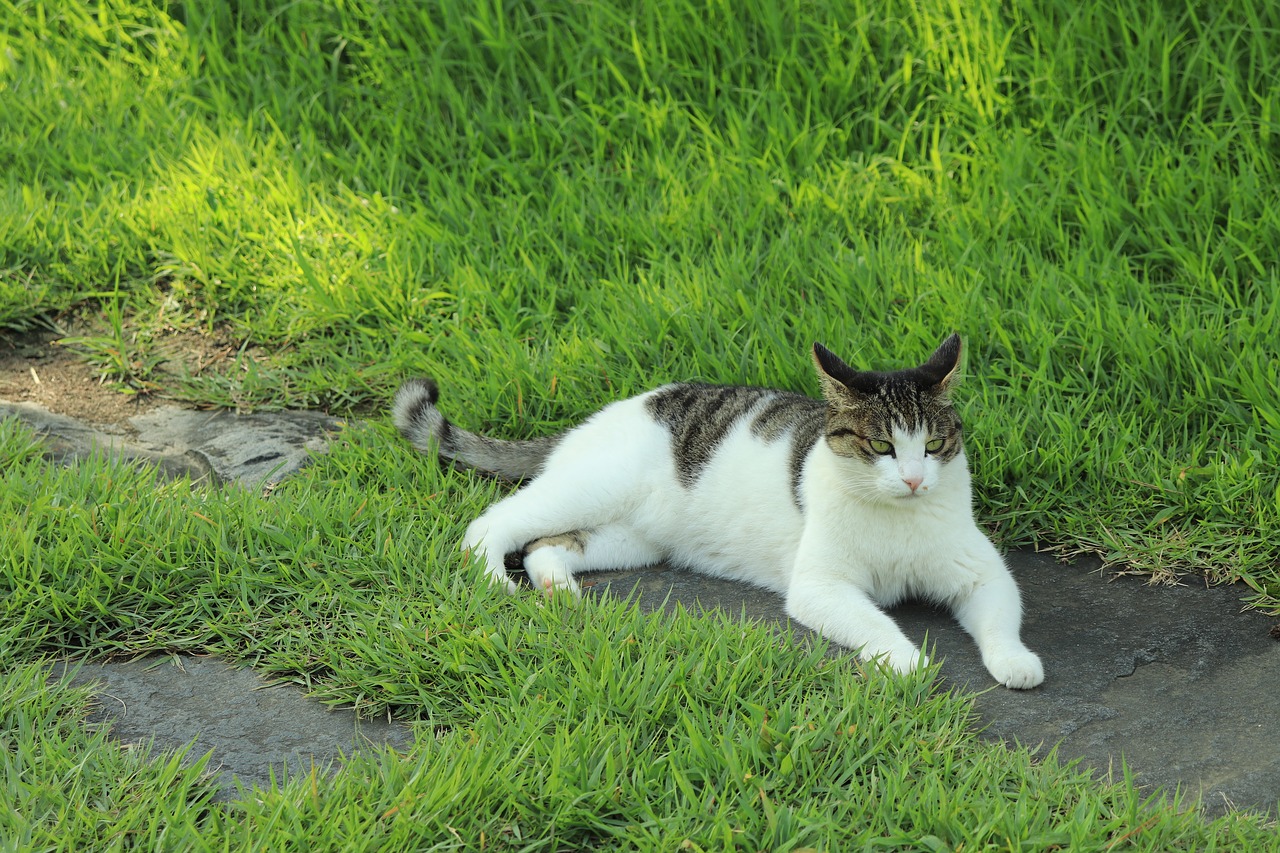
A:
<box><xmin>2</xmin><ymin>420</ymin><xmax>1277</xmax><ymax>848</ymax></box>
<box><xmin>3</xmin><ymin>0</ymin><xmax>1280</xmax><ymax>846</ymax></box>
<box><xmin>5</xmin><ymin>0</ymin><xmax>1279</xmax><ymax>596</ymax></box>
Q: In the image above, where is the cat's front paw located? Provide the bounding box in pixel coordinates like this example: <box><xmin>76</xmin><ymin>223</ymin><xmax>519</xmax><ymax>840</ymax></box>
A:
<box><xmin>985</xmin><ymin>649</ymin><xmax>1044</xmax><ymax>689</ymax></box>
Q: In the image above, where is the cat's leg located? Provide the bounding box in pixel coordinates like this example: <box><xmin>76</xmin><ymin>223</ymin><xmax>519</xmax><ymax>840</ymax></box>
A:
<box><xmin>522</xmin><ymin>524</ymin><xmax>662</xmax><ymax>596</ymax></box>
<box><xmin>947</xmin><ymin>546</ymin><xmax>1044</xmax><ymax>689</ymax></box>
<box><xmin>522</xmin><ymin>532</ymin><xmax>589</xmax><ymax>595</ymax></box>
<box><xmin>785</xmin><ymin>539</ymin><xmax>929</xmax><ymax>675</ymax></box>
<box><xmin>787</xmin><ymin>579</ymin><xmax>927</xmax><ymax>673</ymax></box>
<box><xmin>784</xmin><ymin>527</ymin><xmax>927</xmax><ymax>673</ymax></box>
<box><xmin>460</xmin><ymin>461</ymin><xmax>649</xmax><ymax>593</ymax></box>
<box><xmin>461</xmin><ymin>510</ymin><xmax>521</xmax><ymax>592</ymax></box>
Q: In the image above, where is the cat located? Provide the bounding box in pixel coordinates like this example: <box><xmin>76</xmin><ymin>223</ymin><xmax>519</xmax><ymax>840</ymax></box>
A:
<box><xmin>392</xmin><ymin>334</ymin><xmax>1044</xmax><ymax>689</ymax></box>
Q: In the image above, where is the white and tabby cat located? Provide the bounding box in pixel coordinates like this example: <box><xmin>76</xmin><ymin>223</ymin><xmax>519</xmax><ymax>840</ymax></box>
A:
<box><xmin>393</xmin><ymin>335</ymin><xmax>1044</xmax><ymax>688</ymax></box>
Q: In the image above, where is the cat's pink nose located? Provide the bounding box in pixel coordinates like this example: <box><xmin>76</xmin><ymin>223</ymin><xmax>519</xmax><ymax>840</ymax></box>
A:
<box><xmin>903</xmin><ymin>475</ymin><xmax>923</xmax><ymax>492</ymax></box>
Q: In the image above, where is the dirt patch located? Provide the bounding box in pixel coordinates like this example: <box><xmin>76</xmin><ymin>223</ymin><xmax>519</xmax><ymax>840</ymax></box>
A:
<box><xmin>0</xmin><ymin>328</ymin><xmax>158</xmax><ymax>427</ymax></box>
<box><xmin>0</xmin><ymin>321</ymin><xmax>240</xmax><ymax>429</ymax></box>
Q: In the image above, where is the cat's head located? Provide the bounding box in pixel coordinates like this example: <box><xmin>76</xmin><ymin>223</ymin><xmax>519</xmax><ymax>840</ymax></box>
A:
<box><xmin>811</xmin><ymin>334</ymin><xmax>965</xmax><ymax>502</ymax></box>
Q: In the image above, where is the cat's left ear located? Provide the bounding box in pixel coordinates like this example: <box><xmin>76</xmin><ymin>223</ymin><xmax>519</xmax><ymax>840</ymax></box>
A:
<box><xmin>921</xmin><ymin>333</ymin><xmax>962</xmax><ymax>392</ymax></box>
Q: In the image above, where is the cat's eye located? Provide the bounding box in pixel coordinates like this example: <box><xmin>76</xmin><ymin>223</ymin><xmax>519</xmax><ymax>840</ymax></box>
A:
<box><xmin>868</xmin><ymin>439</ymin><xmax>894</xmax><ymax>455</ymax></box>
<box><xmin>925</xmin><ymin>438</ymin><xmax>945</xmax><ymax>453</ymax></box>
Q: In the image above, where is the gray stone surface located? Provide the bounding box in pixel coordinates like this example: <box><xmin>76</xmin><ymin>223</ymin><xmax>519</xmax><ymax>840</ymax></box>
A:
<box><xmin>46</xmin><ymin>554</ymin><xmax>1279</xmax><ymax>814</ymax></box>
<box><xmin>587</xmin><ymin>555</ymin><xmax>1280</xmax><ymax>817</ymax></box>
<box><xmin>49</xmin><ymin>655</ymin><xmax>414</xmax><ymax>801</ymax></box>
<box><xmin>12</xmin><ymin>399</ymin><xmax>1279</xmax><ymax>815</ymax></box>
<box><xmin>0</xmin><ymin>400</ymin><xmax>339</xmax><ymax>487</ymax></box>
<box><xmin>127</xmin><ymin>406</ymin><xmax>340</xmax><ymax>487</ymax></box>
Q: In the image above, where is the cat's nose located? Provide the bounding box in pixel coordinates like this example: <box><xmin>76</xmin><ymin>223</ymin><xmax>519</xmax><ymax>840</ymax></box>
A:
<box><xmin>902</xmin><ymin>475</ymin><xmax>923</xmax><ymax>492</ymax></box>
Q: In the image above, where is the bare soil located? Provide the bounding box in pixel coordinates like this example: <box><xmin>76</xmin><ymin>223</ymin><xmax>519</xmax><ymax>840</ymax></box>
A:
<box><xmin>0</xmin><ymin>328</ymin><xmax>155</xmax><ymax>427</ymax></box>
<box><xmin>0</xmin><ymin>321</ymin><xmax>238</xmax><ymax>428</ymax></box>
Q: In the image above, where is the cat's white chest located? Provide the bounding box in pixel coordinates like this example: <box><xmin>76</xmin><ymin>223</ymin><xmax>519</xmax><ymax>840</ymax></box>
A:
<box><xmin>829</xmin><ymin>508</ymin><xmax>980</xmax><ymax>604</ymax></box>
<box><xmin>798</xmin><ymin>448</ymin><xmax>983</xmax><ymax>606</ymax></box>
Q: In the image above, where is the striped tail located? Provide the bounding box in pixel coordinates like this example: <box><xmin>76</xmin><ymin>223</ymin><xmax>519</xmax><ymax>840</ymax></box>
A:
<box><xmin>392</xmin><ymin>378</ymin><xmax>560</xmax><ymax>482</ymax></box>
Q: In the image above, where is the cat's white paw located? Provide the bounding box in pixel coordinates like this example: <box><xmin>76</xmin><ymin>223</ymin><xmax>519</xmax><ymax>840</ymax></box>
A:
<box><xmin>460</xmin><ymin>522</ymin><xmax>519</xmax><ymax>594</ymax></box>
<box><xmin>523</xmin><ymin>548</ymin><xmax>582</xmax><ymax>599</ymax></box>
<box><xmin>470</xmin><ymin>551</ymin><xmax>518</xmax><ymax>594</ymax></box>
<box><xmin>985</xmin><ymin>649</ymin><xmax>1044</xmax><ymax>689</ymax></box>
<box><xmin>863</xmin><ymin>643</ymin><xmax>929</xmax><ymax>675</ymax></box>
<box><xmin>460</xmin><ymin>549</ymin><xmax>517</xmax><ymax>593</ymax></box>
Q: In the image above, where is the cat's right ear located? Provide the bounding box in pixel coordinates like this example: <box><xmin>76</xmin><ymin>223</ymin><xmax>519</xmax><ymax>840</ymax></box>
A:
<box><xmin>812</xmin><ymin>342</ymin><xmax>861</xmax><ymax>404</ymax></box>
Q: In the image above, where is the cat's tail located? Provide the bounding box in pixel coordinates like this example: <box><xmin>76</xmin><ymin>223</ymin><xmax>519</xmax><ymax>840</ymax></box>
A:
<box><xmin>392</xmin><ymin>378</ymin><xmax>559</xmax><ymax>482</ymax></box>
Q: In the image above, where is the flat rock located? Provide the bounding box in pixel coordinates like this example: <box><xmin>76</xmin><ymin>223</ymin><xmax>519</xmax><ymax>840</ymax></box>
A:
<box><xmin>49</xmin><ymin>655</ymin><xmax>414</xmax><ymax>801</ymax></box>
<box><xmin>45</xmin><ymin>554</ymin><xmax>1277</xmax><ymax>814</ymax></box>
<box><xmin>586</xmin><ymin>553</ymin><xmax>1280</xmax><ymax>817</ymax></box>
<box><xmin>126</xmin><ymin>406</ymin><xmax>340</xmax><ymax>487</ymax></box>
<box><xmin>0</xmin><ymin>400</ymin><xmax>339</xmax><ymax>487</ymax></box>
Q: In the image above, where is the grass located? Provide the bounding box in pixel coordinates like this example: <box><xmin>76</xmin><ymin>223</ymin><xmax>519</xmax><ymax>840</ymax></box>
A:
<box><xmin>2</xmin><ymin>0</ymin><xmax>1280</xmax><ymax>847</ymax></box>
<box><xmin>5</xmin><ymin>0</ymin><xmax>1279</xmax><ymax>596</ymax></box>
<box><xmin>2</xmin><ymin>419</ymin><xmax>1277</xmax><ymax>848</ymax></box>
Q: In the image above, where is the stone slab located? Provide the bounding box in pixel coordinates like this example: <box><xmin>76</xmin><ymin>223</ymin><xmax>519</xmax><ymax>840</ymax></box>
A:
<box><xmin>586</xmin><ymin>552</ymin><xmax>1280</xmax><ymax>816</ymax></box>
<box><xmin>49</xmin><ymin>655</ymin><xmax>415</xmax><ymax>801</ymax></box>
<box><xmin>45</xmin><ymin>553</ymin><xmax>1277</xmax><ymax>815</ymax></box>
<box><xmin>0</xmin><ymin>400</ymin><xmax>340</xmax><ymax>487</ymax></box>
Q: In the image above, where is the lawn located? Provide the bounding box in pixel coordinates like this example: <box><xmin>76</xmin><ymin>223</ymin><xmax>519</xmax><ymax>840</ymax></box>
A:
<box><xmin>2</xmin><ymin>0</ymin><xmax>1279</xmax><ymax>848</ymax></box>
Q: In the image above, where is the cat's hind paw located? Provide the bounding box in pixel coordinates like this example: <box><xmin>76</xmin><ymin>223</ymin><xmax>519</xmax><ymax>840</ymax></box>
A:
<box><xmin>523</xmin><ymin>548</ymin><xmax>582</xmax><ymax>599</ymax></box>
<box><xmin>461</xmin><ymin>521</ymin><xmax>520</xmax><ymax>594</ymax></box>
<box><xmin>460</xmin><ymin>545</ymin><xmax>519</xmax><ymax>594</ymax></box>
<box><xmin>985</xmin><ymin>649</ymin><xmax>1044</xmax><ymax>689</ymax></box>
<box><xmin>862</xmin><ymin>643</ymin><xmax>930</xmax><ymax>675</ymax></box>
<box><xmin>480</xmin><ymin>556</ymin><xmax>521</xmax><ymax>594</ymax></box>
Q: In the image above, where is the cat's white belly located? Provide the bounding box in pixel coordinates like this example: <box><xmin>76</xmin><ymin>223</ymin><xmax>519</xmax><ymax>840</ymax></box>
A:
<box><xmin>836</xmin><ymin>506</ymin><xmax>985</xmax><ymax>605</ymax></box>
<box><xmin>624</xmin><ymin>422</ymin><xmax>806</xmax><ymax>592</ymax></box>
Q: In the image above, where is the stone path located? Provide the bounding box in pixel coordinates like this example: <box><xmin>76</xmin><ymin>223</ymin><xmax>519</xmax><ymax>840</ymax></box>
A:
<box><xmin>47</xmin><ymin>654</ymin><xmax>414</xmax><ymax>802</ymax></box>
<box><xmin>6</xmin><ymin>400</ymin><xmax>1278</xmax><ymax>815</ymax></box>
<box><xmin>589</xmin><ymin>558</ymin><xmax>1280</xmax><ymax>817</ymax></box>
<box><xmin>1</xmin><ymin>399</ymin><xmax>339</xmax><ymax>488</ymax></box>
